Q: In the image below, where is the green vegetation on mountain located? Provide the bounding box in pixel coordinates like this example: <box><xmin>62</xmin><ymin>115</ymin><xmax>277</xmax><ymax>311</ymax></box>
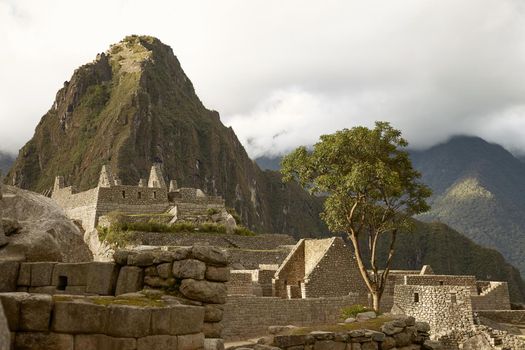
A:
<box><xmin>6</xmin><ymin>35</ymin><xmax>327</xmax><ymax>236</ymax></box>
<box><xmin>410</xmin><ymin>136</ymin><xmax>525</xmax><ymax>277</ymax></box>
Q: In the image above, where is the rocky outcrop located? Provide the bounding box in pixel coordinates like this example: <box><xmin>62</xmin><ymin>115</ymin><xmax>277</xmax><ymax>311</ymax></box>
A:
<box><xmin>6</xmin><ymin>35</ymin><xmax>327</xmax><ymax>237</ymax></box>
<box><xmin>0</xmin><ymin>185</ymin><xmax>92</xmax><ymax>262</ymax></box>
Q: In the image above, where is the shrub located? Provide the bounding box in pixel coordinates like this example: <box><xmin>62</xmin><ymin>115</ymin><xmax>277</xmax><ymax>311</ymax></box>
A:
<box><xmin>207</xmin><ymin>208</ymin><xmax>220</xmax><ymax>216</ymax></box>
<box><xmin>233</xmin><ymin>226</ymin><xmax>256</xmax><ymax>236</ymax></box>
<box><xmin>341</xmin><ymin>305</ymin><xmax>371</xmax><ymax>319</ymax></box>
<box><xmin>97</xmin><ymin>225</ymin><xmax>133</xmax><ymax>248</ymax></box>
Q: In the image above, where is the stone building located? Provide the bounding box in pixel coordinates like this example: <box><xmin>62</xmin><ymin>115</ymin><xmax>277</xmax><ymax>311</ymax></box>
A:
<box><xmin>51</xmin><ymin>164</ymin><xmax>232</xmax><ymax>231</ymax></box>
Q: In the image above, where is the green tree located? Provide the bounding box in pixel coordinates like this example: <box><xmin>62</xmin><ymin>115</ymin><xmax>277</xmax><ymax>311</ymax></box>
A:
<box><xmin>281</xmin><ymin>121</ymin><xmax>431</xmax><ymax>311</ymax></box>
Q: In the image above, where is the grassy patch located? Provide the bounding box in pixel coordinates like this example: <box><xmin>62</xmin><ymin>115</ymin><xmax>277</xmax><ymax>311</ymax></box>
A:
<box><xmin>341</xmin><ymin>304</ymin><xmax>372</xmax><ymax>319</ymax></box>
<box><xmin>287</xmin><ymin>316</ymin><xmax>394</xmax><ymax>335</ymax></box>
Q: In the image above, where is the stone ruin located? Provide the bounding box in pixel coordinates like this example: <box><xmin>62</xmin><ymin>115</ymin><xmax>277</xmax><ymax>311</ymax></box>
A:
<box><xmin>51</xmin><ymin>164</ymin><xmax>236</xmax><ymax>233</ymax></box>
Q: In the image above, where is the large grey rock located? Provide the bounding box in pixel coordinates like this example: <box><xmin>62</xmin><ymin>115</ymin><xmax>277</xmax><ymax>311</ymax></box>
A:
<box><xmin>173</xmin><ymin>259</ymin><xmax>206</xmax><ymax>280</ymax></box>
<box><xmin>356</xmin><ymin>311</ymin><xmax>376</xmax><ymax>320</ymax></box>
<box><xmin>19</xmin><ymin>294</ymin><xmax>53</xmax><ymax>331</ymax></box>
<box><xmin>2</xmin><ymin>218</ymin><xmax>21</xmax><ymax>236</ymax></box>
<box><xmin>205</xmin><ymin>266</ymin><xmax>230</xmax><ymax>282</ymax></box>
<box><xmin>0</xmin><ymin>292</ymin><xmax>28</xmax><ymax>331</ymax></box>
<box><xmin>180</xmin><ymin>279</ymin><xmax>227</xmax><ymax>304</ymax></box>
<box><xmin>178</xmin><ymin>333</ymin><xmax>205</xmax><ymax>350</ymax></box>
<box><xmin>192</xmin><ymin>245</ymin><xmax>228</xmax><ymax>266</ymax></box>
<box><xmin>86</xmin><ymin>262</ymin><xmax>119</xmax><ymax>295</ymax></box>
<box><xmin>0</xmin><ymin>185</ymin><xmax>92</xmax><ymax>262</ymax></box>
<box><xmin>52</xmin><ymin>300</ymin><xmax>108</xmax><ymax>333</ymax></box>
<box><xmin>74</xmin><ymin>334</ymin><xmax>136</xmax><ymax>350</ymax></box>
<box><xmin>115</xmin><ymin>266</ymin><xmax>144</xmax><ymax>295</ymax></box>
<box><xmin>137</xmin><ymin>335</ymin><xmax>178</xmax><ymax>350</ymax></box>
<box><xmin>14</xmin><ymin>332</ymin><xmax>73</xmax><ymax>350</ymax></box>
<box><xmin>0</xmin><ymin>261</ymin><xmax>19</xmax><ymax>292</ymax></box>
<box><xmin>106</xmin><ymin>304</ymin><xmax>151</xmax><ymax>338</ymax></box>
<box><xmin>0</xmin><ymin>302</ymin><xmax>9</xmax><ymax>350</ymax></box>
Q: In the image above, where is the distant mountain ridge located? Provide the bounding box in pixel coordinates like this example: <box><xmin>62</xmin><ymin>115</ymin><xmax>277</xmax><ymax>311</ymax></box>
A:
<box><xmin>411</xmin><ymin>136</ymin><xmax>525</xmax><ymax>277</ymax></box>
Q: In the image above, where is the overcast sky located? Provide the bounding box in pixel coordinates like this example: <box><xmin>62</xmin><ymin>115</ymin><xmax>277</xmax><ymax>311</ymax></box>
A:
<box><xmin>2</xmin><ymin>0</ymin><xmax>525</xmax><ymax>158</ymax></box>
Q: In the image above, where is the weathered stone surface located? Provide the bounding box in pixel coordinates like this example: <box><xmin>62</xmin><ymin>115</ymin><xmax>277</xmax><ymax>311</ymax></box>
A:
<box><xmin>314</xmin><ymin>340</ymin><xmax>344</xmax><ymax>350</ymax></box>
<box><xmin>2</xmin><ymin>218</ymin><xmax>21</xmax><ymax>236</ymax></box>
<box><xmin>0</xmin><ymin>292</ymin><xmax>27</xmax><ymax>331</ymax></box>
<box><xmin>381</xmin><ymin>322</ymin><xmax>404</xmax><ymax>336</ymax></box>
<box><xmin>310</xmin><ymin>331</ymin><xmax>334</xmax><ymax>341</ymax></box>
<box><xmin>170</xmin><ymin>305</ymin><xmax>205</xmax><ymax>335</ymax></box>
<box><xmin>204</xmin><ymin>304</ymin><xmax>224</xmax><ymax>322</ymax></box>
<box><xmin>17</xmin><ymin>263</ymin><xmax>31</xmax><ymax>286</ymax></box>
<box><xmin>86</xmin><ymin>262</ymin><xmax>119</xmax><ymax>295</ymax></box>
<box><xmin>422</xmin><ymin>339</ymin><xmax>443</xmax><ymax>350</ymax></box>
<box><xmin>394</xmin><ymin>332</ymin><xmax>411</xmax><ymax>347</ymax></box>
<box><xmin>173</xmin><ymin>259</ymin><xmax>206</xmax><ymax>280</ymax></box>
<box><xmin>30</xmin><ymin>262</ymin><xmax>56</xmax><ymax>287</ymax></box>
<box><xmin>15</xmin><ymin>332</ymin><xmax>74</xmax><ymax>350</ymax></box>
<box><xmin>137</xmin><ymin>335</ymin><xmax>178</xmax><ymax>350</ymax></box>
<box><xmin>115</xmin><ymin>266</ymin><xmax>144</xmax><ymax>295</ymax></box>
<box><xmin>169</xmin><ymin>247</ymin><xmax>191</xmax><ymax>261</ymax></box>
<box><xmin>380</xmin><ymin>336</ymin><xmax>396</xmax><ymax>350</ymax></box>
<box><xmin>344</xmin><ymin>317</ymin><xmax>356</xmax><ymax>323</ymax></box>
<box><xmin>107</xmin><ymin>305</ymin><xmax>152</xmax><ymax>338</ymax></box>
<box><xmin>415</xmin><ymin>322</ymin><xmax>430</xmax><ymax>333</ymax></box>
<box><xmin>19</xmin><ymin>294</ymin><xmax>53</xmax><ymax>331</ymax></box>
<box><xmin>178</xmin><ymin>333</ymin><xmax>205</xmax><ymax>350</ymax></box>
<box><xmin>356</xmin><ymin>311</ymin><xmax>376</xmax><ymax>321</ymax></box>
<box><xmin>361</xmin><ymin>342</ymin><xmax>378</xmax><ymax>350</ymax></box>
<box><xmin>128</xmin><ymin>252</ymin><xmax>155</xmax><ymax>266</ymax></box>
<box><xmin>180</xmin><ymin>279</ymin><xmax>227</xmax><ymax>304</ymax></box>
<box><xmin>0</xmin><ymin>261</ymin><xmax>19</xmax><ymax>292</ymax></box>
<box><xmin>157</xmin><ymin>263</ymin><xmax>173</xmax><ymax>278</ymax></box>
<box><xmin>144</xmin><ymin>276</ymin><xmax>175</xmax><ymax>288</ymax></box>
<box><xmin>369</xmin><ymin>331</ymin><xmax>385</xmax><ymax>342</ymax></box>
<box><xmin>203</xmin><ymin>321</ymin><xmax>223</xmax><ymax>338</ymax></box>
<box><xmin>204</xmin><ymin>338</ymin><xmax>225</xmax><ymax>350</ymax></box>
<box><xmin>273</xmin><ymin>335</ymin><xmax>306</xmax><ymax>348</ymax></box>
<box><xmin>205</xmin><ymin>266</ymin><xmax>230</xmax><ymax>282</ymax></box>
<box><xmin>153</xmin><ymin>251</ymin><xmax>176</xmax><ymax>263</ymax></box>
<box><xmin>145</xmin><ymin>266</ymin><xmax>159</xmax><ymax>277</ymax></box>
<box><xmin>113</xmin><ymin>250</ymin><xmax>131</xmax><ymax>265</ymax></box>
<box><xmin>51</xmin><ymin>263</ymin><xmax>89</xmax><ymax>286</ymax></box>
<box><xmin>0</xmin><ymin>301</ymin><xmax>10</xmax><ymax>350</ymax></box>
<box><xmin>74</xmin><ymin>334</ymin><xmax>136</xmax><ymax>350</ymax></box>
<box><xmin>52</xmin><ymin>300</ymin><xmax>108</xmax><ymax>333</ymax></box>
<box><xmin>192</xmin><ymin>246</ymin><xmax>228</xmax><ymax>266</ymax></box>
<box><xmin>151</xmin><ymin>307</ymin><xmax>171</xmax><ymax>334</ymax></box>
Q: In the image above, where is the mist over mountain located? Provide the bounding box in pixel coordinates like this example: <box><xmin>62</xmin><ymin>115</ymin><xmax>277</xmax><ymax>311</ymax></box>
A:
<box><xmin>0</xmin><ymin>151</ymin><xmax>15</xmax><ymax>175</ymax></box>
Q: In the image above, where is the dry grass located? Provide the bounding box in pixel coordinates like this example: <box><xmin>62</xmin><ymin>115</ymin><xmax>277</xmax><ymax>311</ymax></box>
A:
<box><xmin>287</xmin><ymin>316</ymin><xmax>394</xmax><ymax>335</ymax></box>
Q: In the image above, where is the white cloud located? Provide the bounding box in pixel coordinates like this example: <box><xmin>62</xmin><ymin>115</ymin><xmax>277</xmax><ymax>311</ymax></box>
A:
<box><xmin>1</xmin><ymin>0</ymin><xmax>525</xmax><ymax>158</ymax></box>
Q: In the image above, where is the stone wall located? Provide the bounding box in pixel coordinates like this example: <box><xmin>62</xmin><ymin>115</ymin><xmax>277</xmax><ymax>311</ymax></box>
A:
<box><xmin>273</xmin><ymin>240</ymin><xmax>305</xmax><ymax>298</ymax></box>
<box><xmin>476</xmin><ymin>310</ymin><xmax>525</xmax><ymax>324</ymax></box>
<box><xmin>303</xmin><ymin>238</ymin><xmax>368</xmax><ymax>298</ymax></box>
<box><xmin>403</xmin><ymin>275</ymin><xmax>477</xmax><ymax>293</ymax></box>
<box><xmin>52</xmin><ymin>187</ymin><xmax>99</xmax><ymax>229</ymax></box>
<box><xmin>222</xmin><ymin>294</ymin><xmax>369</xmax><ymax>341</ymax></box>
<box><xmin>271</xmin><ymin>317</ymin><xmax>438</xmax><ymax>350</ymax></box>
<box><xmin>226</xmin><ymin>271</ymin><xmax>262</xmax><ymax>296</ymax></box>
<box><xmin>0</xmin><ymin>300</ymin><xmax>9</xmax><ymax>350</ymax></box>
<box><xmin>0</xmin><ymin>246</ymin><xmax>230</xmax><ymax>349</ymax></box>
<box><xmin>470</xmin><ymin>282</ymin><xmax>511</xmax><ymax>311</ymax></box>
<box><xmin>393</xmin><ymin>285</ymin><xmax>474</xmax><ymax>334</ymax></box>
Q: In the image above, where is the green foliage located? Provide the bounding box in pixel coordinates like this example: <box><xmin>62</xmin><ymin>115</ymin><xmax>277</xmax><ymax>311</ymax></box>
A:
<box><xmin>281</xmin><ymin>122</ymin><xmax>432</xmax><ymax>310</ymax></box>
<box><xmin>233</xmin><ymin>226</ymin><xmax>257</xmax><ymax>236</ymax></box>
<box><xmin>207</xmin><ymin>208</ymin><xmax>220</xmax><ymax>216</ymax></box>
<box><xmin>97</xmin><ymin>225</ymin><xmax>133</xmax><ymax>248</ymax></box>
<box><xmin>340</xmin><ymin>305</ymin><xmax>371</xmax><ymax>319</ymax></box>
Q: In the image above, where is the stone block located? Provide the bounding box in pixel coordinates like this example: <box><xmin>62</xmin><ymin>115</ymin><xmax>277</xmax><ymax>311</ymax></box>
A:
<box><xmin>204</xmin><ymin>338</ymin><xmax>225</xmax><ymax>350</ymax></box>
<box><xmin>192</xmin><ymin>246</ymin><xmax>228</xmax><ymax>266</ymax></box>
<box><xmin>157</xmin><ymin>263</ymin><xmax>173</xmax><ymax>278</ymax></box>
<box><xmin>145</xmin><ymin>266</ymin><xmax>159</xmax><ymax>276</ymax></box>
<box><xmin>74</xmin><ymin>334</ymin><xmax>136</xmax><ymax>350</ymax></box>
<box><xmin>204</xmin><ymin>304</ymin><xmax>224</xmax><ymax>322</ymax></box>
<box><xmin>15</xmin><ymin>332</ymin><xmax>73</xmax><ymax>350</ymax></box>
<box><xmin>0</xmin><ymin>301</ymin><xmax>9</xmax><ymax>350</ymax></box>
<box><xmin>180</xmin><ymin>279</ymin><xmax>227</xmax><ymax>304</ymax></box>
<box><xmin>178</xmin><ymin>333</ymin><xmax>204</xmax><ymax>350</ymax></box>
<box><xmin>170</xmin><ymin>305</ymin><xmax>205</xmax><ymax>335</ymax></box>
<box><xmin>113</xmin><ymin>250</ymin><xmax>131</xmax><ymax>265</ymax></box>
<box><xmin>0</xmin><ymin>292</ymin><xmax>27</xmax><ymax>331</ymax></box>
<box><xmin>65</xmin><ymin>285</ymin><xmax>86</xmax><ymax>294</ymax></box>
<box><xmin>115</xmin><ymin>266</ymin><xmax>144</xmax><ymax>295</ymax></box>
<box><xmin>137</xmin><ymin>335</ymin><xmax>178</xmax><ymax>350</ymax></box>
<box><xmin>17</xmin><ymin>263</ymin><xmax>31</xmax><ymax>286</ymax></box>
<box><xmin>51</xmin><ymin>263</ymin><xmax>89</xmax><ymax>287</ymax></box>
<box><xmin>52</xmin><ymin>300</ymin><xmax>108</xmax><ymax>333</ymax></box>
<box><xmin>394</xmin><ymin>332</ymin><xmax>411</xmax><ymax>347</ymax></box>
<box><xmin>19</xmin><ymin>294</ymin><xmax>53</xmax><ymax>331</ymax></box>
<box><xmin>28</xmin><ymin>286</ymin><xmax>56</xmax><ymax>294</ymax></box>
<box><xmin>153</xmin><ymin>251</ymin><xmax>176</xmax><ymax>263</ymax></box>
<box><xmin>107</xmin><ymin>304</ymin><xmax>152</xmax><ymax>338</ymax></box>
<box><xmin>168</xmin><ymin>246</ymin><xmax>191</xmax><ymax>261</ymax></box>
<box><xmin>203</xmin><ymin>322</ymin><xmax>223</xmax><ymax>338</ymax></box>
<box><xmin>380</xmin><ymin>337</ymin><xmax>396</xmax><ymax>350</ymax></box>
<box><xmin>151</xmin><ymin>307</ymin><xmax>171</xmax><ymax>334</ymax></box>
<box><xmin>205</xmin><ymin>266</ymin><xmax>230</xmax><ymax>282</ymax></box>
<box><xmin>145</xmin><ymin>276</ymin><xmax>175</xmax><ymax>288</ymax></box>
<box><xmin>314</xmin><ymin>341</ymin><xmax>345</xmax><ymax>350</ymax></box>
<box><xmin>173</xmin><ymin>259</ymin><xmax>206</xmax><ymax>280</ymax></box>
<box><xmin>0</xmin><ymin>261</ymin><xmax>19</xmax><ymax>292</ymax></box>
<box><xmin>30</xmin><ymin>262</ymin><xmax>56</xmax><ymax>287</ymax></box>
<box><xmin>86</xmin><ymin>262</ymin><xmax>119</xmax><ymax>295</ymax></box>
<box><xmin>361</xmin><ymin>342</ymin><xmax>378</xmax><ymax>350</ymax></box>
<box><xmin>273</xmin><ymin>335</ymin><xmax>307</xmax><ymax>348</ymax></box>
<box><xmin>128</xmin><ymin>252</ymin><xmax>155</xmax><ymax>266</ymax></box>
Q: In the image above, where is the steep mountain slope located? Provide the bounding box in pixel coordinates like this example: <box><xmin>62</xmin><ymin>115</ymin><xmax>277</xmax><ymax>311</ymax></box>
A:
<box><xmin>411</xmin><ymin>136</ymin><xmax>525</xmax><ymax>276</ymax></box>
<box><xmin>6</xmin><ymin>35</ymin><xmax>327</xmax><ymax>236</ymax></box>
<box><xmin>0</xmin><ymin>152</ymin><xmax>14</xmax><ymax>174</ymax></box>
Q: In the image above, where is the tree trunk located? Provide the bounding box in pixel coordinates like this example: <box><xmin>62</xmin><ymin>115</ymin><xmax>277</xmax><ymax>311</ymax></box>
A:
<box><xmin>372</xmin><ymin>292</ymin><xmax>381</xmax><ymax>313</ymax></box>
